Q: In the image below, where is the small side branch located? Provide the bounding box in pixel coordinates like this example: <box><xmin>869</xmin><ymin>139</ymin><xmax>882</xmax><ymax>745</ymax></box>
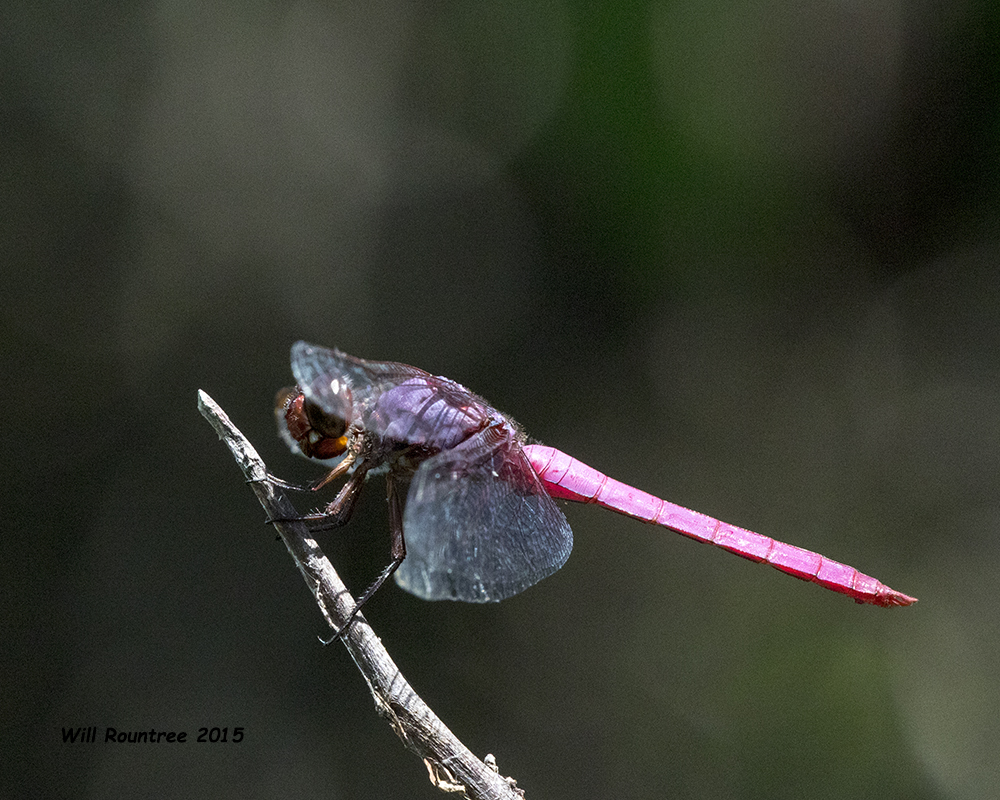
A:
<box><xmin>197</xmin><ymin>391</ymin><xmax>523</xmax><ymax>800</ymax></box>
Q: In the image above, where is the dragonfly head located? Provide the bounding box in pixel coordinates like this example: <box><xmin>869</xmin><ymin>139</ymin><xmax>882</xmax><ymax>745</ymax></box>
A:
<box><xmin>275</xmin><ymin>386</ymin><xmax>349</xmax><ymax>460</ymax></box>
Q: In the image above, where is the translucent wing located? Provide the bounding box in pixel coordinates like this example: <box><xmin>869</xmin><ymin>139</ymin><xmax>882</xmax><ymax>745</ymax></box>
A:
<box><xmin>395</xmin><ymin>423</ymin><xmax>574</xmax><ymax>602</ymax></box>
<box><xmin>290</xmin><ymin>340</ymin><xmax>429</xmax><ymax>417</ymax></box>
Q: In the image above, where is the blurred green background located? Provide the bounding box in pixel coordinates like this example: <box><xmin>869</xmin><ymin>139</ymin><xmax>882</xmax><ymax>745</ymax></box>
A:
<box><xmin>5</xmin><ymin>1</ymin><xmax>999</xmax><ymax>798</ymax></box>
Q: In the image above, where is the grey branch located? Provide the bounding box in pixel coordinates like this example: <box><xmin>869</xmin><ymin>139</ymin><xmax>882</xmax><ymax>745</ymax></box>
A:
<box><xmin>197</xmin><ymin>390</ymin><xmax>524</xmax><ymax>800</ymax></box>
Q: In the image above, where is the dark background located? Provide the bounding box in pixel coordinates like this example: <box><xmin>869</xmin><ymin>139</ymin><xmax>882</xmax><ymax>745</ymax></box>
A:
<box><xmin>6</xmin><ymin>2</ymin><xmax>999</xmax><ymax>798</ymax></box>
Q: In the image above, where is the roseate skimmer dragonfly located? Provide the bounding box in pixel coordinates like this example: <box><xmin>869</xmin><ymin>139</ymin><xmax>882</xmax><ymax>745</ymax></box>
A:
<box><xmin>274</xmin><ymin>342</ymin><xmax>915</xmax><ymax>634</ymax></box>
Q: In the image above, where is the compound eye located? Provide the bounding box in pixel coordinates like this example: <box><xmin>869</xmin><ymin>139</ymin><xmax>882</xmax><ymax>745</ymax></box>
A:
<box><xmin>275</xmin><ymin>387</ymin><xmax>308</xmax><ymax>441</ymax></box>
<box><xmin>274</xmin><ymin>387</ymin><xmax>348</xmax><ymax>460</ymax></box>
<box><xmin>304</xmin><ymin>397</ymin><xmax>348</xmax><ymax>440</ymax></box>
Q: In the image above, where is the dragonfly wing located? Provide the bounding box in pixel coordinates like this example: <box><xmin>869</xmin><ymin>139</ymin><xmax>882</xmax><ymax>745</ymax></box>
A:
<box><xmin>395</xmin><ymin>425</ymin><xmax>573</xmax><ymax>602</ymax></box>
<box><xmin>290</xmin><ymin>341</ymin><xmax>429</xmax><ymax>414</ymax></box>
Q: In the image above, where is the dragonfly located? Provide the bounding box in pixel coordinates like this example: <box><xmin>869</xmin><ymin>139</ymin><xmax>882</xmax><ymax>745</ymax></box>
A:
<box><xmin>273</xmin><ymin>341</ymin><xmax>916</xmax><ymax>635</ymax></box>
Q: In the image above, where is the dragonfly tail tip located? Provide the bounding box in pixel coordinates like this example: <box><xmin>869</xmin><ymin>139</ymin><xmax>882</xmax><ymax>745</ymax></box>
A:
<box><xmin>877</xmin><ymin>586</ymin><xmax>918</xmax><ymax>607</ymax></box>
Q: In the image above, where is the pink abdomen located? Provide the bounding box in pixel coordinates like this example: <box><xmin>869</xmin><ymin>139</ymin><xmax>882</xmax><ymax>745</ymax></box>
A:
<box><xmin>524</xmin><ymin>444</ymin><xmax>915</xmax><ymax>608</ymax></box>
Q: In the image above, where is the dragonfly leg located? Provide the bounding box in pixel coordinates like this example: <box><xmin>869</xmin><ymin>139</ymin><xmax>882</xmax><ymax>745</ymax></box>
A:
<box><xmin>267</xmin><ymin>464</ymin><xmax>368</xmax><ymax>532</ymax></box>
<box><xmin>259</xmin><ymin>451</ymin><xmax>358</xmax><ymax>493</ymax></box>
<box><xmin>253</xmin><ymin>472</ymin><xmax>312</xmax><ymax>491</ymax></box>
<box><xmin>320</xmin><ymin>472</ymin><xmax>407</xmax><ymax>643</ymax></box>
